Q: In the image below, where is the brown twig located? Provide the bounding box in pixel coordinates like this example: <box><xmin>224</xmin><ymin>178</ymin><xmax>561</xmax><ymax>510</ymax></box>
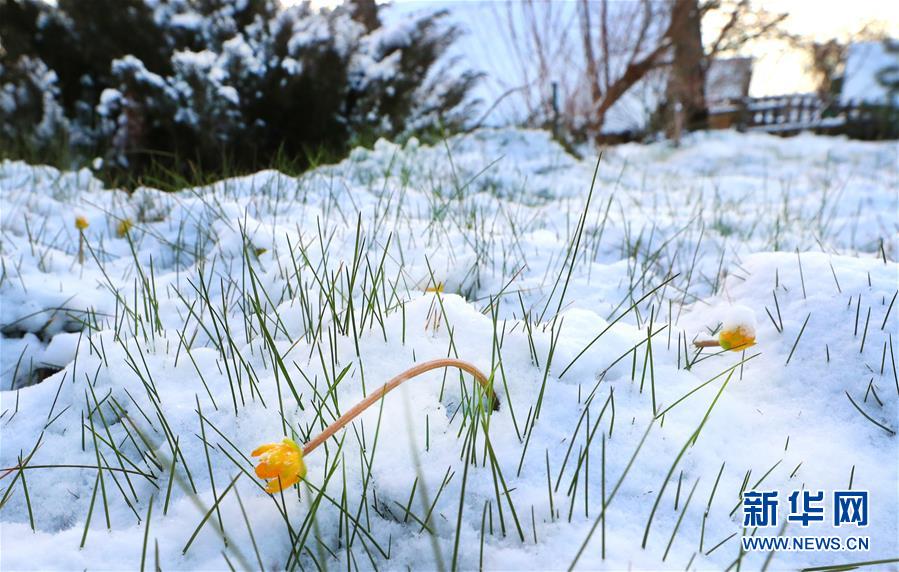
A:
<box><xmin>693</xmin><ymin>339</ymin><xmax>721</xmax><ymax>348</ymax></box>
<box><xmin>303</xmin><ymin>358</ymin><xmax>498</xmax><ymax>456</ymax></box>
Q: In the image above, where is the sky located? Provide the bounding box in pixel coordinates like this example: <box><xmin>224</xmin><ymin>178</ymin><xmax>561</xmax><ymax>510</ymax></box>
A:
<box><xmin>758</xmin><ymin>0</ymin><xmax>897</xmax><ymax>41</ymax></box>
<box><xmin>733</xmin><ymin>0</ymin><xmax>899</xmax><ymax>94</ymax></box>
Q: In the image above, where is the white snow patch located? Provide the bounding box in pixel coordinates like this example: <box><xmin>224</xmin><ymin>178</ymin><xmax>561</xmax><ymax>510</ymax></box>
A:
<box><xmin>0</xmin><ymin>129</ymin><xmax>897</xmax><ymax>570</ymax></box>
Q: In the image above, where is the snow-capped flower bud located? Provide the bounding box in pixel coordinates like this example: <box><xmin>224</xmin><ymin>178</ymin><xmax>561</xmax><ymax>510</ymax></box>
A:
<box><xmin>718</xmin><ymin>306</ymin><xmax>757</xmax><ymax>351</ymax></box>
<box><xmin>75</xmin><ymin>215</ymin><xmax>89</xmax><ymax>231</ymax></box>
<box><xmin>718</xmin><ymin>324</ymin><xmax>756</xmax><ymax>351</ymax></box>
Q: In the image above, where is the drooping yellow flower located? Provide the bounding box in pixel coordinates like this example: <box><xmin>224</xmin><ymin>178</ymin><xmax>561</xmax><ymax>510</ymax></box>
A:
<box><xmin>718</xmin><ymin>325</ymin><xmax>756</xmax><ymax>351</ymax></box>
<box><xmin>116</xmin><ymin>218</ymin><xmax>133</xmax><ymax>238</ymax></box>
<box><xmin>75</xmin><ymin>216</ymin><xmax>89</xmax><ymax>231</ymax></box>
<box><xmin>251</xmin><ymin>438</ymin><xmax>306</xmax><ymax>493</ymax></box>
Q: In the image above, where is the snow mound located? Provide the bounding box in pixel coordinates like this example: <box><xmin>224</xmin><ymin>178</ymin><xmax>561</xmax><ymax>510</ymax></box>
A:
<box><xmin>1</xmin><ymin>129</ymin><xmax>897</xmax><ymax>570</ymax></box>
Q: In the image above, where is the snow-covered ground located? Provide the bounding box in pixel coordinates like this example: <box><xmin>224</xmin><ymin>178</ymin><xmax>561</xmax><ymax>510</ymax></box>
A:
<box><xmin>1</xmin><ymin>129</ymin><xmax>897</xmax><ymax>570</ymax></box>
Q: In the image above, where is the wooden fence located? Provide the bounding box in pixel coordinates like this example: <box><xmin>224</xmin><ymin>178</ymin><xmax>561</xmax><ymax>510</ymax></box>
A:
<box><xmin>709</xmin><ymin>94</ymin><xmax>895</xmax><ymax>137</ymax></box>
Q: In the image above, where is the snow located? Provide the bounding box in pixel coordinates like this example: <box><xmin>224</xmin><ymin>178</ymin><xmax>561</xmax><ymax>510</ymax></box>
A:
<box><xmin>1</xmin><ymin>128</ymin><xmax>897</xmax><ymax>570</ymax></box>
<box><xmin>0</xmin><ymin>56</ymin><xmax>70</xmax><ymax>148</ymax></box>
<box><xmin>112</xmin><ymin>55</ymin><xmax>169</xmax><ymax>92</ymax></box>
<box><xmin>840</xmin><ymin>40</ymin><xmax>899</xmax><ymax>107</ymax></box>
<box><xmin>720</xmin><ymin>305</ymin><xmax>757</xmax><ymax>338</ymax></box>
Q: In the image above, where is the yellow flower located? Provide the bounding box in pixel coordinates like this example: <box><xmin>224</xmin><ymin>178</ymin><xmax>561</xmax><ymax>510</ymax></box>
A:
<box><xmin>75</xmin><ymin>216</ymin><xmax>89</xmax><ymax>231</ymax></box>
<box><xmin>718</xmin><ymin>325</ymin><xmax>756</xmax><ymax>351</ymax></box>
<box><xmin>251</xmin><ymin>438</ymin><xmax>306</xmax><ymax>493</ymax></box>
<box><xmin>425</xmin><ymin>282</ymin><xmax>444</xmax><ymax>293</ymax></box>
<box><xmin>116</xmin><ymin>218</ymin><xmax>133</xmax><ymax>238</ymax></box>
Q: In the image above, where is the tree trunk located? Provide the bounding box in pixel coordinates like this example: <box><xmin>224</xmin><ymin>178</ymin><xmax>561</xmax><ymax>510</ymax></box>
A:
<box><xmin>666</xmin><ymin>0</ymin><xmax>708</xmax><ymax>134</ymax></box>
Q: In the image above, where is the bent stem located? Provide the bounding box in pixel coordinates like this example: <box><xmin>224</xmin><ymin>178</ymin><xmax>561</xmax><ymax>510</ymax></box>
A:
<box><xmin>693</xmin><ymin>340</ymin><xmax>754</xmax><ymax>351</ymax></box>
<box><xmin>302</xmin><ymin>358</ymin><xmax>498</xmax><ymax>456</ymax></box>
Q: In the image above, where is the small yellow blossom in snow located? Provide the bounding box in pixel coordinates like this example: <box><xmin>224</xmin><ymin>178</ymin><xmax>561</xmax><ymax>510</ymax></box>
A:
<box><xmin>425</xmin><ymin>282</ymin><xmax>444</xmax><ymax>293</ymax></box>
<box><xmin>252</xmin><ymin>438</ymin><xmax>306</xmax><ymax>493</ymax></box>
<box><xmin>718</xmin><ymin>325</ymin><xmax>756</xmax><ymax>351</ymax></box>
<box><xmin>116</xmin><ymin>218</ymin><xmax>133</xmax><ymax>237</ymax></box>
<box><xmin>75</xmin><ymin>216</ymin><xmax>89</xmax><ymax>231</ymax></box>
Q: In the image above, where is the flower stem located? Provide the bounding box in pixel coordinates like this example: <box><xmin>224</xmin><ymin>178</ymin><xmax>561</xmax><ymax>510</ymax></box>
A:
<box><xmin>302</xmin><ymin>358</ymin><xmax>498</xmax><ymax>456</ymax></box>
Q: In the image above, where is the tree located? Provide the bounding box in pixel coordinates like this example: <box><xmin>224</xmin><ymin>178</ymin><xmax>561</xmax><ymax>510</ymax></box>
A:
<box><xmin>0</xmin><ymin>0</ymin><xmax>479</xmax><ymax>181</ymax></box>
<box><xmin>494</xmin><ymin>0</ymin><xmax>788</xmax><ymax>139</ymax></box>
<box><xmin>800</xmin><ymin>25</ymin><xmax>887</xmax><ymax>100</ymax></box>
<box><xmin>665</xmin><ymin>0</ymin><xmax>708</xmax><ymax>134</ymax></box>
